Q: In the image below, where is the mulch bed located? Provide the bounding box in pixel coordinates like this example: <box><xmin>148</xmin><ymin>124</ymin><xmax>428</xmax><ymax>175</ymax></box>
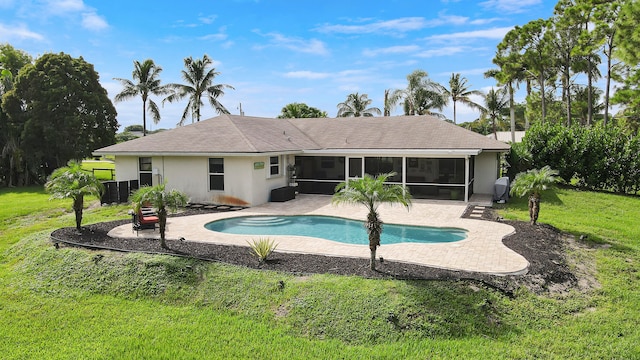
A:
<box><xmin>50</xmin><ymin>206</ymin><xmax>581</xmax><ymax>296</ymax></box>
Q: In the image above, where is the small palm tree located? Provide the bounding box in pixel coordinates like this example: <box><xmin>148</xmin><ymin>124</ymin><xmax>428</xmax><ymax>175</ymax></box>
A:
<box><xmin>45</xmin><ymin>161</ymin><xmax>104</xmax><ymax>233</ymax></box>
<box><xmin>510</xmin><ymin>166</ymin><xmax>559</xmax><ymax>225</ymax></box>
<box><xmin>130</xmin><ymin>183</ymin><xmax>189</xmax><ymax>249</ymax></box>
<box><xmin>164</xmin><ymin>54</ymin><xmax>234</xmax><ymax>126</ymax></box>
<box><xmin>442</xmin><ymin>73</ymin><xmax>484</xmax><ymax>124</ymax></box>
<box><xmin>114</xmin><ymin>59</ymin><xmax>168</xmax><ymax>136</ymax></box>
<box><xmin>337</xmin><ymin>92</ymin><xmax>381</xmax><ymax>117</ymax></box>
<box><xmin>332</xmin><ymin>173</ymin><xmax>411</xmax><ymax>270</ymax></box>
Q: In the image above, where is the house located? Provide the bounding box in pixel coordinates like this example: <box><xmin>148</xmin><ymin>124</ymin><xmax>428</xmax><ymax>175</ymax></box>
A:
<box><xmin>93</xmin><ymin>114</ymin><xmax>510</xmax><ymax>206</ymax></box>
<box><xmin>486</xmin><ymin>131</ymin><xmax>526</xmax><ymax>143</ymax></box>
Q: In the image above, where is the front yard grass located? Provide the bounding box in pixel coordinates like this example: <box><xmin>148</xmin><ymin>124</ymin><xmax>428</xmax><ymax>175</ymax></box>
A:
<box><xmin>0</xmin><ymin>186</ymin><xmax>638</xmax><ymax>359</ymax></box>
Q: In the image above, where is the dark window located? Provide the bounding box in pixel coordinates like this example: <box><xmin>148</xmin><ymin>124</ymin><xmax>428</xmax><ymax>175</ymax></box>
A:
<box><xmin>364</xmin><ymin>157</ymin><xmax>402</xmax><ymax>182</ymax></box>
<box><xmin>209</xmin><ymin>158</ymin><xmax>224</xmax><ymax>191</ymax></box>
<box><xmin>209</xmin><ymin>158</ymin><xmax>224</xmax><ymax>174</ymax></box>
<box><xmin>270</xmin><ymin>156</ymin><xmax>280</xmax><ymax>176</ymax></box>
<box><xmin>348</xmin><ymin>158</ymin><xmax>362</xmax><ymax>178</ymax></box>
<box><xmin>139</xmin><ymin>157</ymin><xmax>152</xmax><ymax>186</ymax></box>
<box><xmin>295</xmin><ymin>156</ymin><xmax>345</xmax><ymax>180</ymax></box>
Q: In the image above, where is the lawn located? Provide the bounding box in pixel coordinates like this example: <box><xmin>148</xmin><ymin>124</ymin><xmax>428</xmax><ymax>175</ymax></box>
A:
<box><xmin>0</xmin><ymin>186</ymin><xmax>638</xmax><ymax>359</ymax></box>
<box><xmin>81</xmin><ymin>159</ymin><xmax>115</xmax><ymax>181</ymax></box>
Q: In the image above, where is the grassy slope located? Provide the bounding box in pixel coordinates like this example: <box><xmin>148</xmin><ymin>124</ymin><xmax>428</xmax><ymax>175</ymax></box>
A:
<box><xmin>0</xmin><ymin>186</ymin><xmax>638</xmax><ymax>359</ymax></box>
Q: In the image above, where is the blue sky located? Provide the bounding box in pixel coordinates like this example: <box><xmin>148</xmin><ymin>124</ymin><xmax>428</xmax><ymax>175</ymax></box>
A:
<box><xmin>1</xmin><ymin>0</ymin><xmax>557</xmax><ymax>130</ymax></box>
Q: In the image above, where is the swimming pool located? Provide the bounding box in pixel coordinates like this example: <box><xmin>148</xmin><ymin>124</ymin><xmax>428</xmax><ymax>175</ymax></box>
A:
<box><xmin>205</xmin><ymin>215</ymin><xmax>467</xmax><ymax>245</ymax></box>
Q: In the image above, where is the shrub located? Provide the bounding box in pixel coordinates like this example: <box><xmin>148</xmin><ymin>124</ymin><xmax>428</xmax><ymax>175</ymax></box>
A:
<box><xmin>247</xmin><ymin>238</ymin><xmax>278</xmax><ymax>263</ymax></box>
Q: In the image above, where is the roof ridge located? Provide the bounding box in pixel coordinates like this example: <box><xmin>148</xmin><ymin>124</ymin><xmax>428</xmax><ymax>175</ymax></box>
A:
<box><xmin>226</xmin><ymin>114</ymin><xmax>258</xmax><ymax>152</ymax></box>
<box><xmin>286</xmin><ymin>118</ymin><xmax>323</xmax><ymax>149</ymax></box>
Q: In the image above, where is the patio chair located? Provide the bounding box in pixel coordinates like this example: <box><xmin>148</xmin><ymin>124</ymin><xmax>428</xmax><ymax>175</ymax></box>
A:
<box><xmin>131</xmin><ymin>207</ymin><xmax>159</xmax><ymax>235</ymax></box>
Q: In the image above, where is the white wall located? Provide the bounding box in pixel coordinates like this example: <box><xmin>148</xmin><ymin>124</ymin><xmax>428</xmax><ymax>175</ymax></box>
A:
<box><xmin>114</xmin><ymin>156</ymin><xmax>138</xmax><ymax>182</ymax></box>
<box><xmin>474</xmin><ymin>152</ymin><xmax>500</xmax><ymax>194</ymax></box>
<box><xmin>161</xmin><ymin>157</ymin><xmax>208</xmax><ymax>203</ymax></box>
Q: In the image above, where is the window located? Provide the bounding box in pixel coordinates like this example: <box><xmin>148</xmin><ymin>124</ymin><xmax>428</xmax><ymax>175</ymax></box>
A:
<box><xmin>269</xmin><ymin>156</ymin><xmax>280</xmax><ymax>176</ymax></box>
<box><xmin>139</xmin><ymin>157</ymin><xmax>152</xmax><ymax>186</ymax></box>
<box><xmin>348</xmin><ymin>158</ymin><xmax>362</xmax><ymax>178</ymax></box>
<box><xmin>209</xmin><ymin>158</ymin><xmax>224</xmax><ymax>191</ymax></box>
<box><xmin>364</xmin><ymin>157</ymin><xmax>402</xmax><ymax>182</ymax></box>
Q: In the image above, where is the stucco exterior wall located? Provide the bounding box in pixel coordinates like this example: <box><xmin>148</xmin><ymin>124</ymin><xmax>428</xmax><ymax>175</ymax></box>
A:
<box><xmin>114</xmin><ymin>156</ymin><xmax>138</xmax><ymax>183</ymax></box>
<box><xmin>473</xmin><ymin>152</ymin><xmax>500</xmax><ymax>194</ymax></box>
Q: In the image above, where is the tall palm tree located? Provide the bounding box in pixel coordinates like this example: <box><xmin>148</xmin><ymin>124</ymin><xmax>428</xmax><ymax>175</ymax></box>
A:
<box><xmin>336</xmin><ymin>92</ymin><xmax>381</xmax><ymax>117</ymax></box>
<box><xmin>130</xmin><ymin>183</ymin><xmax>189</xmax><ymax>249</ymax></box>
<box><xmin>392</xmin><ymin>70</ymin><xmax>446</xmax><ymax>116</ymax></box>
<box><xmin>383</xmin><ymin>88</ymin><xmax>402</xmax><ymax>116</ymax></box>
<box><xmin>510</xmin><ymin>166</ymin><xmax>559</xmax><ymax>225</ymax></box>
<box><xmin>114</xmin><ymin>59</ymin><xmax>168</xmax><ymax>136</ymax></box>
<box><xmin>164</xmin><ymin>54</ymin><xmax>234</xmax><ymax>126</ymax></box>
<box><xmin>332</xmin><ymin>173</ymin><xmax>411</xmax><ymax>270</ymax></box>
<box><xmin>481</xmin><ymin>88</ymin><xmax>508</xmax><ymax>140</ymax></box>
<box><xmin>442</xmin><ymin>73</ymin><xmax>484</xmax><ymax>124</ymax></box>
<box><xmin>410</xmin><ymin>87</ymin><xmax>448</xmax><ymax>117</ymax></box>
<box><xmin>45</xmin><ymin>161</ymin><xmax>104</xmax><ymax>232</ymax></box>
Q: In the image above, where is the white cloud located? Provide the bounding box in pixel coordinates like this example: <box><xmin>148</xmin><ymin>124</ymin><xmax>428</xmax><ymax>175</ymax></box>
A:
<box><xmin>199</xmin><ymin>33</ymin><xmax>228</xmax><ymax>41</ymax></box>
<box><xmin>315</xmin><ymin>17</ymin><xmax>429</xmax><ymax>35</ymax></box>
<box><xmin>198</xmin><ymin>14</ymin><xmax>217</xmax><ymax>24</ymax></box>
<box><xmin>415</xmin><ymin>46</ymin><xmax>467</xmax><ymax>58</ymax></box>
<box><xmin>0</xmin><ymin>22</ymin><xmax>44</xmax><ymax>41</ymax></box>
<box><xmin>363</xmin><ymin>45</ymin><xmax>420</xmax><ymax>57</ymax></box>
<box><xmin>314</xmin><ymin>13</ymin><xmax>498</xmax><ymax>36</ymax></box>
<box><xmin>426</xmin><ymin>27</ymin><xmax>514</xmax><ymax>41</ymax></box>
<box><xmin>479</xmin><ymin>0</ymin><xmax>542</xmax><ymax>14</ymax></box>
<box><xmin>47</xmin><ymin>0</ymin><xmax>85</xmax><ymax>15</ymax></box>
<box><xmin>254</xmin><ymin>32</ymin><xmax>329</xmax><ymax>56</ymax></box>
<box><xmin>284</xmin><ymin>71</ymin><xmax>331</xmax><ymax>80</ymax></box>
<box><xmin>470</xmin><ymin>18</ymin><xmax>502</xmax><ymax>25</ymax></box>
<box><xmin>81</xmin><ymin>12</ymin><xmax>108</xmax><ymax>31</ymax></box>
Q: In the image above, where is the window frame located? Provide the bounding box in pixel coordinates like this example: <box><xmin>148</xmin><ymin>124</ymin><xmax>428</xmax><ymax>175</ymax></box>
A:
<box><xmin>208</xmin><ymin>158</ymin><xmax>224</xmax><ymax>191</ymax></box>
<box><xmin>139</xmin><ymin>157</ymin><xmax>153</xmax><ymax>186</ymax></box>
<box><xmin>269</xmin><ymin>155</ymin><xmax>281</xmax><ymax>177</ymax></box>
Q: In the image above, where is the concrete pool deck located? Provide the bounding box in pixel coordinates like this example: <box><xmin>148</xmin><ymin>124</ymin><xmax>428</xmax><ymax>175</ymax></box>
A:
<box><xmin>108</xmin><ymin>195</ymin><xmax>529</xmax><ymax>275</ymax></box>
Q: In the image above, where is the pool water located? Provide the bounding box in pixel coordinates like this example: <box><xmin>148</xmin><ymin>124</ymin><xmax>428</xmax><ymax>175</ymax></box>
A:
<box><xmin>205</xmin><ymin>215</ymin><xmax>467</xmax><ymax>245</ymax></box>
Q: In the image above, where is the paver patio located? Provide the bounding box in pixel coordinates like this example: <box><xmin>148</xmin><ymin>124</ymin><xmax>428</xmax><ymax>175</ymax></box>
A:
<box><xmin>108</xmin><ymin>195</ymin><xmax>529</xmax><ymax>275</ymax></box>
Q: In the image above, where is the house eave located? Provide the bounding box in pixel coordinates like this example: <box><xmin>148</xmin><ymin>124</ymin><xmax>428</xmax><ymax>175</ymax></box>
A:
<box><xmin>92</xmin><ymin>150</ymin><xmax>306</xmax><ymax>157</ymax></box>
<box><xmin>300</xmin><ymin>148</ymin><xmax>484</xmax><ymax>156</ymax></box>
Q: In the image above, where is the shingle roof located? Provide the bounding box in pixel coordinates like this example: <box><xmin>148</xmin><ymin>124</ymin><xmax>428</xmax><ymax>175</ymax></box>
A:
<box><xmin>289</xmin><ymin>116</ymin><xmax>510</xmax><ymax>151</ymax></box>
<box><xmin>94</xmin><ymin>114</ymin><xmax>509</xmax><ymax>155</ymax></box>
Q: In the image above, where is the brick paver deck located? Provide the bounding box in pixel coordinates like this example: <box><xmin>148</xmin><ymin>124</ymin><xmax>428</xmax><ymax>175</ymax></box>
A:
<box><xmin>109</xmin><ymin>195</ymin><xmax>529</xmax><ymax>275</ymax></box>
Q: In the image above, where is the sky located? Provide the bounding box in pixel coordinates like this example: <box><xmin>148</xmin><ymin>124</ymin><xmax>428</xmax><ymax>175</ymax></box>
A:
<box><xmin>0</xmin><ymin>0</ymin><xmax>559</xmax><ymax>131</ymax></box>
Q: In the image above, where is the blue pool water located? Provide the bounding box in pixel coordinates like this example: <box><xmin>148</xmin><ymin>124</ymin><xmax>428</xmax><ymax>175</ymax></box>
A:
<box><xmin>205</xmin><ymin>215</ymin><xmax>467</xmax><ymax>245</ymax></box>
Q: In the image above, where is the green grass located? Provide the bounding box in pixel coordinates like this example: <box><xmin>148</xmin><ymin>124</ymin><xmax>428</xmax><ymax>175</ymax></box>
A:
<box><xmin>81</xmin><ymin>159</ymin><xmax>115</xmax><ymax>180</ymax></box>
<box><xmin>0</xmin><ymin>186</ymin><xmax>639</xmax><ymax>358</ymax></box>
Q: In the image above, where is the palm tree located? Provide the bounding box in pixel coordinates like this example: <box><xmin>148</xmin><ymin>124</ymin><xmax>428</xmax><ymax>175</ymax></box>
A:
<box><xmin>332</xmin><ymin>173</ymin><xmax>411</xmax><ymax>270</ymax></box>
<box><xmin>509</xmin><ymin>166</ymin><xmax>559</xmax><ymax>225</ymax></box>
<box><xmin>481</xmin><ymin>88</ymin><xmax>508</xmax><ymax>139</ymax></box>
<box><xmin>336</xmin><ymin>92</ymin><xmax>381</xmax><ymax>117</ymax></box>
<box><xmin>130</xmin><ymin>183</ymin><xmax>189</xmax><ymax>249</ymax></box>
<box><xmin>45</xmin><ymin>161</ymin><xmax>104</xmax><ymax>232</ymax></box>
<box><xmin>164</xmin><ymin>54</ymin><xmax>234</xmax><ymax>126</ymax></box>
<box><xmin>392</xmin><ymin>70</ymin><xmax>446</xmax><ymax>116</ymax></box>
<box><xmin>114</xmin><ymin>59</ymin><xmax>168</xmax><ymax>136</ymax></box>
<box><xmin>383</xmin><ymin>88</ymin><xmax>402</xmax><ymax>116</ymax></box>
<box><xmin>442</xmin><ymin>73</ymin><xmax>483</xmax><ymax>124</ymax></box>
<box><xmin>410</xmin><ymin>87</ymin><xmax>448</xmax><ymax>117</ymax></box>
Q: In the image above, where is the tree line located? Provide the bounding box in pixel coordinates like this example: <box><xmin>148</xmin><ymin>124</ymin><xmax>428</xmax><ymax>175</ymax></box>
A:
<box><xmin>0</xmin><ymin>45</ymin><xmax>234</xmax><ymax>186</ymax></box>
<box><xmin>281</xmin><ymin>0</ymin><xmax>640</xmax><ymax>142</ymax></box>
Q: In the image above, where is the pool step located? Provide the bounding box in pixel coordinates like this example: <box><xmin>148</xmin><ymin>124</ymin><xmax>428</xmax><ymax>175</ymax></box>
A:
<box><xmin>237</xmin><ymin>216</ymin><xmax>292</xmax><ymax>226</ymax></box>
